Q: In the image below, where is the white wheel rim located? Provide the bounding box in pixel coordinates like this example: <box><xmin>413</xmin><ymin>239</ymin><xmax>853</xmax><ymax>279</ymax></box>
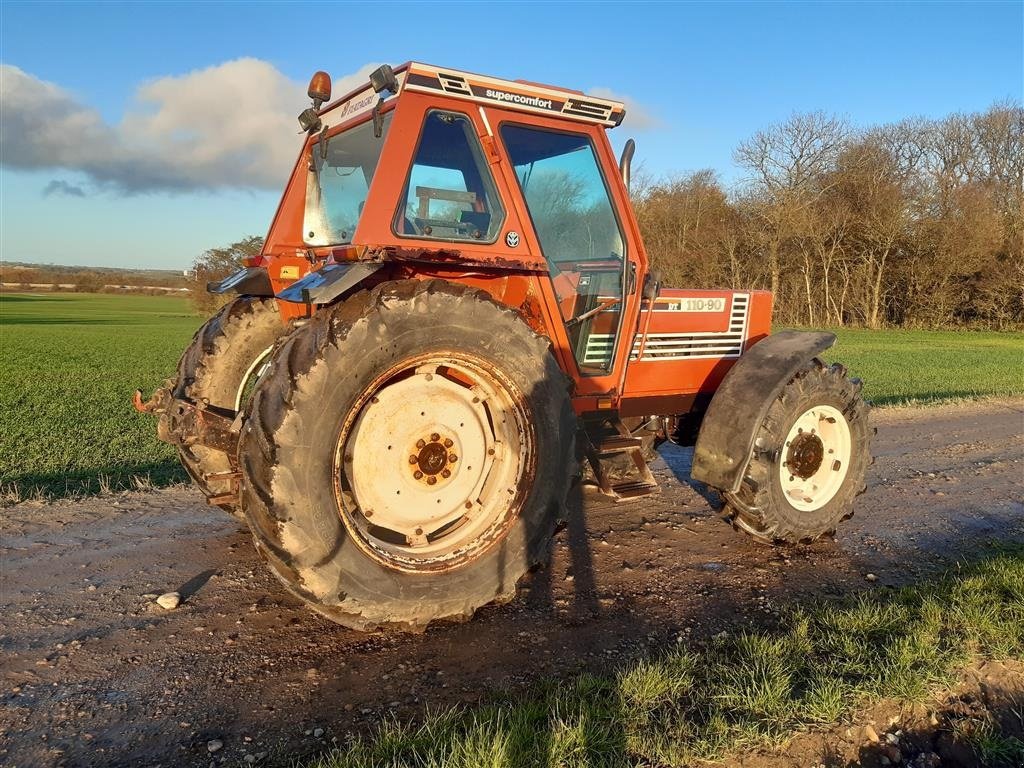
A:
<box><xmin>335</xmin><ymin>355</ymin><xmax>533</xmax><ymax>573</ymax></box>
<box><xmin>234</xmin><ymin>346</ymin><xmax>274</xmax><ymax>412</ymax></box>
<box><xmin>778</xmin><ymin>404</ymin><xmax>852</xmax><ymax>512</ymax></box>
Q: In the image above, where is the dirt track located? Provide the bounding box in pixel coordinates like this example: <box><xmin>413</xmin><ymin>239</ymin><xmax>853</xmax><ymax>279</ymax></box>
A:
<box><xmin>2</xmin><ymin>400</ymin><xmax>1023</xmax><ymax>767</ymax></box>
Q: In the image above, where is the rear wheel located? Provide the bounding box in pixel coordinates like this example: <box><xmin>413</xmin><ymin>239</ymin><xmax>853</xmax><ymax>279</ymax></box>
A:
<box><xmin>722</xmin><ymin>360</ymin><xmax>870</xmax><ymax>544</ymax></box>
<box><xmin>238</xmin><ymin>279</ymin><xmax>576</xmax><ymax>631</ymax></box>
<box><xmin>172</xmin><ymin>296</ymin><xmax>287</xmax><ymax>514</ymax></box>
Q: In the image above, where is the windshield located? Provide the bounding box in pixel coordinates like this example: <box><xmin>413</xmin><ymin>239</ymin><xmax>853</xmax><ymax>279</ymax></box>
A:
<box><xmin>304</xmin><ymin>113</ymin><xmax>393</xmax><ymax>246</ymax></box>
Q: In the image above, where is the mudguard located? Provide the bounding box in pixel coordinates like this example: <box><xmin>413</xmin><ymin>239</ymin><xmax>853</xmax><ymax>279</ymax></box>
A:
<box><xmin>276</xmin><ymin>261</ymin><xmax>383</xmax><ymax>304</ymax></box>
<box><xmin>691</xmin><ymin>330</ymin><xmax>837</xmax><ymax>493</ymax></box>
<box><xmin>206</xmin><ymin>267</ymin><xmax>274</xmax><ymax>296</ymax></box>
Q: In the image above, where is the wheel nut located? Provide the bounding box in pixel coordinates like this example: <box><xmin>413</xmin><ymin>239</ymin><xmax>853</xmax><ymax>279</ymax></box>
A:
<box><xmin>427</xmin><ymin>476</ymin><xmax>437</xmax><ymax>486</ymax></box>
<box><xmin>441</xmin><ymin>469</ymin><xmax>451</xmax><ymax>478</ymax></box>
<box><xmin>408</xmin><ymin>455</ymin><xmax>418</xmax><ymax>464</ymax></box>
<box><xmin>416</xmin><ymin>439</ymin><xmax>426</xmax><ymax>448</ymax></box>
<box><xmin>448</xmin><ymin>454</ymin><xmax>458</xmax><ymax>463</ymax></box>
<box><xmin>415</xmin><ymin>527</ymin><xmax>423</xmax><ymax>535</ymax></box>
<box><xmin>344</xmin><ymin>454</ymin><xmax>353</xmax><ymax>463</ymax></box>
<box><xmin>487</xmin><ymin>448</ymin><xmax>495</xmax><ymax>456</ymax></box>
<box><xmin>443</xmin><ymin>438</ymin><xmax>453</xmax><ymax>448</ymax></box>
<box><xmin>464</xmin><ymin>501</ymin><xmax>473</xmax><ymax>509</ymax></box>
<box><xmin>430</xmin><ymin>433</ymin><xmax>440</xmax><ymax>442</ymax></box>
<box><xmin>414</xmin><ymin>470</ymin><xmax>423</xmax><ymax>480</ymax></box>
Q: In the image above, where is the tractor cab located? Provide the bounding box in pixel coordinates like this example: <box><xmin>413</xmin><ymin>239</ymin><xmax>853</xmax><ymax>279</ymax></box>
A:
<box><xmin>251</xmin><ymin>64</ymin><xmax>647</xmax><ymax>403</ymax></box>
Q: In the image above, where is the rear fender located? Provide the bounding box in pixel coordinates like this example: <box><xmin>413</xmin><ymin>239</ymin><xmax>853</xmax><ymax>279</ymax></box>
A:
<box><xmin>276</xmin><ymin>262</ymin><xmax>383</xmax><ymax>304</ymax></box>
<box><xmin>691</xmin><ymin>331</ymin><xmax>837</xmax><ymax>493</ymax></box>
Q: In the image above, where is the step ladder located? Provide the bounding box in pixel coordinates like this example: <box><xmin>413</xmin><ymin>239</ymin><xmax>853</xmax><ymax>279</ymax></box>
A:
<box><xmin>583</xmin><ymin>418</ymin><xmax>660</xmax><ymax>502</ymax></box>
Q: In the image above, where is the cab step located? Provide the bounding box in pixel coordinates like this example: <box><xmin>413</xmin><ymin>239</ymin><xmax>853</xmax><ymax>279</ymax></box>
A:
<box><xmin>611</xmin><ymin>480</ymin><xmax>660</xmax><ymax>501</ymax></box>
<box><xmin>595</xmin><ymin>435</ymin><xmax>644</xmax><ymax>453</ymax></box>
<box><xmin>582</xmin><ymin>416</ymin><xmax>660</xmax><ymax>502</ymax></box>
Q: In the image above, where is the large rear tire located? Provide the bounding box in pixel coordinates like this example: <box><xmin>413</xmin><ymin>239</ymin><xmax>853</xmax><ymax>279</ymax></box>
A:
<box><xmin>172</xmin><ymin>296</ymin><xmax>288</xmax><ymax>515</ymax></box>
<box><xmin>722</xmin><ymin>360</ymin><xmax>871</xmax><ymax>544</ymax></box>
<box><xmin>238</xmin><ymin>279</ymin><xmax>576</xmax><ymax>631</ymax></box>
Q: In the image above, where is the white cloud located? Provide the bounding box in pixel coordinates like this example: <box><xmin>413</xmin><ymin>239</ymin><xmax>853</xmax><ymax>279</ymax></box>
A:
<box><xmin>0</xmin><ymin>59</ymin><xmax>378</xmax><ymax>194</ymax></box>
<box><xmin>589</xmin><ymin>87</ymin><xmax>662</xmax><ymax>131</ymax></box>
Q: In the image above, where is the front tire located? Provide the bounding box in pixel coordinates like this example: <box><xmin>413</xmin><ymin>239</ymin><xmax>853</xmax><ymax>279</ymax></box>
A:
<box><xmin>722</xmin><ymin>360</ymin><xmax>871</xmax><ymax>544</ymax></box>
<box><xmin>238</xmin><ymin>279</ymin><xmax>576</xmax><ymax>631</ymax></box>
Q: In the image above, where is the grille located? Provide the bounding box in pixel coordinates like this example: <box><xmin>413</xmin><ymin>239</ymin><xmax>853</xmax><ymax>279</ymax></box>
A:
<box><xmin>582</xmin><ymin>294</ymin><xmax>750</xmax><ymax>366</ymax></box>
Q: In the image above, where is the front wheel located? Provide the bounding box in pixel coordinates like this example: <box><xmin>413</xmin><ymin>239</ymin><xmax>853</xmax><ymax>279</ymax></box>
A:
<box><xmin>722</xmin><ymin>360</ymin><xmax>871</xmax><ymax>544</ymax></box>
<box><xmin>238</xmin><ymin>279</ymin><xmax>576</xmax><ymax>631</ymax></box>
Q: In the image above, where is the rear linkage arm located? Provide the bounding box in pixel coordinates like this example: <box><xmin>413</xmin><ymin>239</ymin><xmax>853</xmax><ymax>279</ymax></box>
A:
<box><xmin>133</xmin><ymin>386</ymin><xmax>240</xmax><ymax>455</ymax></box>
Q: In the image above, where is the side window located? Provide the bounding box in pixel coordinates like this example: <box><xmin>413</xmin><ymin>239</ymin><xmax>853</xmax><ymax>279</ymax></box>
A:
<box><xmin>500</xmin><ymin>124</ymin><xmax>626</xmax><ymax>374</ymax></box>
<box><xmin>394</xmin><ymin>111</ymin><xmax>505</xmax><ymax>242</ymax></box>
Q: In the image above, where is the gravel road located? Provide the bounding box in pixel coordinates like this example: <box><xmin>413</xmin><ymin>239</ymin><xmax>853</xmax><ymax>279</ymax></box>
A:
<box><xmin>2</xmin><ymin>400</ymin><xmax>1022</xmax><ymax>767</ymax></box>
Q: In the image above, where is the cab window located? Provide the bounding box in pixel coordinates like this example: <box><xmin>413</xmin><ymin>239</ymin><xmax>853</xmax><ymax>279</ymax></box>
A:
<box><xmin>394</xmin><ymin>111</ymin><xmax>504</xmax><ymax>242</ymax></box>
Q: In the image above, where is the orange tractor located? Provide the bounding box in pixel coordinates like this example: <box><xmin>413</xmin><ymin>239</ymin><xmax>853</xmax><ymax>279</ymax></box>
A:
<box><xmin>137</xmin><ymin>63</ymin><xmax>871</xmax><ymax>631</ymax></box>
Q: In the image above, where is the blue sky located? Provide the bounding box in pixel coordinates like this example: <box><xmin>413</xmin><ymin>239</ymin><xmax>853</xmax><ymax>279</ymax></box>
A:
<box><xmin>1</xmin><ymin>0</ymin><xmax>1021</xmax><ymax>270</ymax></box>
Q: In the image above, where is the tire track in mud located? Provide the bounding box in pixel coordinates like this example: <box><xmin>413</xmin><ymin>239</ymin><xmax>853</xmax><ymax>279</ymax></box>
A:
<box><xmin>1</xmin><ymin>400</ymin><xmax>1022</xmax><ymax>767</ymax></box>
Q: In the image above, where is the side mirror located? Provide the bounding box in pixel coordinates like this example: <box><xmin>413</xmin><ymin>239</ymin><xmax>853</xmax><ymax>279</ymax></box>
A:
<box><xmin>642</xmin><ymin>270</ymin><xmax>661</xmax><ymax>301</ymax></box>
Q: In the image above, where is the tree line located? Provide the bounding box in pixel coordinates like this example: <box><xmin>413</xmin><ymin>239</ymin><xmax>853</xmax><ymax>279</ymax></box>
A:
<box><xmin>187</xmin><ymin>102</ymin><xmax>1021</xmax><ymax>329</ymax></box>
<box><xmin>0</xmin><ymin>263</ymin><xmax>190</xmax><ymax>295</ymax></box>
<box><xmin>633</xmin><ymin>102</ymin><xmax>1023</xmax><ymax>329</ymax></box>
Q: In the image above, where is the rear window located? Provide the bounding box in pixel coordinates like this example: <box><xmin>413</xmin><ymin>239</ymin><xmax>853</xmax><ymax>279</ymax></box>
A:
<box><xmin>393</xmin><ymin>111</ymin><xmax>504</xmax><ymax>242</ymax></box>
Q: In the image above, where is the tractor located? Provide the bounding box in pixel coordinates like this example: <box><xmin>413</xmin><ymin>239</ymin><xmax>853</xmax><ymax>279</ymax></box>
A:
<box><xmin>136</xmin><ymin>63</ymin><xmax>871</xmax><ymax>631</ymax></box>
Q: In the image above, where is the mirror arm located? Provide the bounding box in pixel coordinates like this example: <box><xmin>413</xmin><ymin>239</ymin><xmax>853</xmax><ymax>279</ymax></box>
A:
<box><xmin>619</xmin><ymin>138</ymin><xmax>635</xmax><ymax>191</ymax></box>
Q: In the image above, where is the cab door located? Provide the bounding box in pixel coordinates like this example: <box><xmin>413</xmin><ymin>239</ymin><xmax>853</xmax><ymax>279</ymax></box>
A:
<box><xmin>496</xmin><ymin>119</ymin><xmax>635</xmax><ymax>397</ymax></box>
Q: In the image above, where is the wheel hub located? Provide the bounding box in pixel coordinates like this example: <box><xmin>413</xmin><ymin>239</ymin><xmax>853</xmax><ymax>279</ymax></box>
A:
<box><xmin>785</xmin><ymin>431</ymin><xmax>824</xmax><ymax>479</ymax></box>
<box><xmin>411</xmin><ymin>435</ymin><xmax>457</xmax><ymax>483</ymax></box>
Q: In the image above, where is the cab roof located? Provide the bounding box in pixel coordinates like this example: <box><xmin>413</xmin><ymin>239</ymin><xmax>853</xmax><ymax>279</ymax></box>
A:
<box><xmin>319</xmin><ymin>62</ymin><xmax>627</xmax><ymax>129</ymax></box>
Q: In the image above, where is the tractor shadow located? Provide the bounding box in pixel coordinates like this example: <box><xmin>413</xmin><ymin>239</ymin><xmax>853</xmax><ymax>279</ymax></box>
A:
<box><xmin>657</xmin><ymin>441</ymin><xmax>721</xmax><ymax>507</ymax></box>
<box><xmin>330</xmin><ymin>475</ymin><xmax>772</xmax><ymax>765</ymax></box>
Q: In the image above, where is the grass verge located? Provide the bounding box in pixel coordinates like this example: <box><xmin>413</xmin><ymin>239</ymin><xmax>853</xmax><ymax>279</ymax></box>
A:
<box><xmin>305</xmin><ymin>546</ymin><xmax>1024</xmax><ymax>767</ymax></box>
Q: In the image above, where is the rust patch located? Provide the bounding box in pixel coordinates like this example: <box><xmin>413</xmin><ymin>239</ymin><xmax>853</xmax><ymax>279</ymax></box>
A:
<box><xmin>378</xmin><ymin>245</ymin><xmax>545</xmax><ymax>273</ymax></box>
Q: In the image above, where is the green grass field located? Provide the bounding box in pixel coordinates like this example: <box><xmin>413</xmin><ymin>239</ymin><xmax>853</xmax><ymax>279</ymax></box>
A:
<box><xmin>1</xmin><ymin>291</ymin><xmax>1022</xmax><ymax>500</ymax></box>
<box><xmin>0</xmin><ymin>292</ymin><xmax>199</xmax><ymax>498</ymax></box>
<box><xmin>819</xmin><ymin>327</ymin><xmax>1024</xmax><ymax>406</ymax></box>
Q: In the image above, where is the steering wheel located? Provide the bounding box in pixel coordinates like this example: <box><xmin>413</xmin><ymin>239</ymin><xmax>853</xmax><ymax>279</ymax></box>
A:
<box><xmin>564</xmin><ymin>296</ymin><xmax>622</xmax><ymax>328</ymax></box>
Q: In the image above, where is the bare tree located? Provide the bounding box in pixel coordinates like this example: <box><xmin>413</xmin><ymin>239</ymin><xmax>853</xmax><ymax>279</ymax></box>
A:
<box><xmin>632</xmin><ymin>101</ymin><xmax>1022</xmax><ymax>330</ymax></box>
